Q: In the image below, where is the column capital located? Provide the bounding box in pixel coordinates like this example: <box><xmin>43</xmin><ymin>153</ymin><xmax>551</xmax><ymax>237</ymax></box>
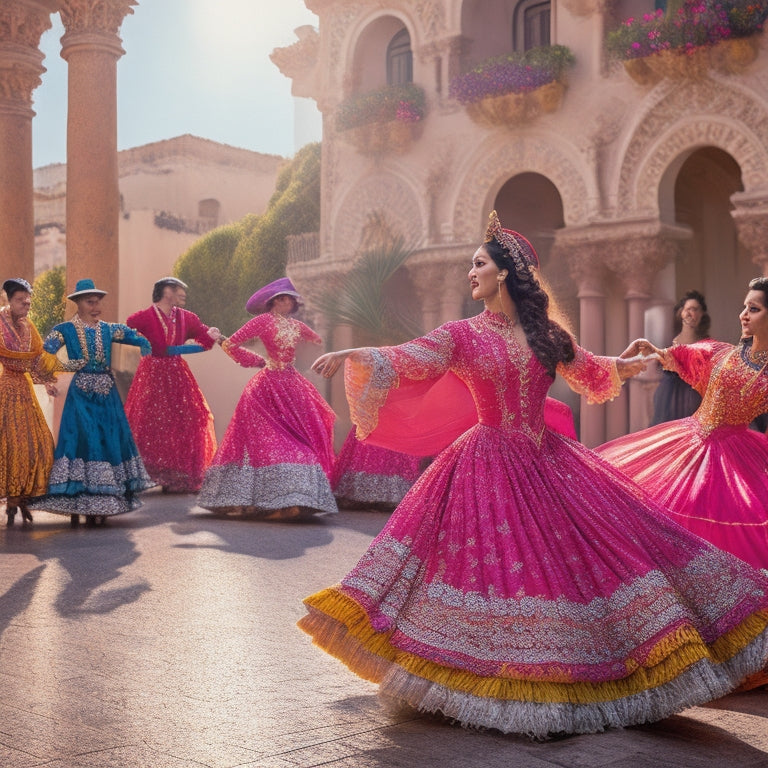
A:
<box><xmin>554</xmin><ymin>220</ymin><xmax>691</xmax><ymax>296</ymax></box>
<box><xmin>58</xmin><ymin>0</ymin><xmax>136</xmax><ymax>36</ymax></box>
<box><xmin>731</xmin><ymin>191</ymin><xmax>768</xmax><ymax>276</ymax></box>
<box><xmin>0</xmin><ymin>0</ymin><xmax>59</xmax><ymax>114</ymax></box>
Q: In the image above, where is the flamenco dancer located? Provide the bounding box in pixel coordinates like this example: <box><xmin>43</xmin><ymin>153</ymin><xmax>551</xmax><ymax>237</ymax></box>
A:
<box><xmin>125</xmin><ymin>277</ymin><xmax>218</xmax><ymax>493</ymax></box>
<box><xmin>32</xmin><ymin>279</ymin><xmax>154</xmax><ymax>527</ymax></box>
<box><xmin>597</xmin><ymin>276</ymin><xmax>768</xmax><ymax>571</ymax></box>
<box><xmin>1</xmin><ymin>278</ymin><xmax>60</xmax><ymax>526</ymax></box>
<box><xmin>198</xmin><ymin>278</ymin><xmax>337</xmax><ymax>519</ymax></box>
<box><xmin>298</xmin><ymin>211</ymin><xmax>768</xmax><ymax>738</ymax></box>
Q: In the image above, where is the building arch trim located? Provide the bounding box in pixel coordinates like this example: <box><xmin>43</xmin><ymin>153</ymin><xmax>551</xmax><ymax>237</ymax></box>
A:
<box><xmin>451</xmin><ymin>131</ymin><xmax>595</xmax><ymax>242</ymax></box>
<box><xmin>616</xmin><ymin>80</ymin><xmax>768</xmax><ymax>218</ymax></box>
<box><xmin>329</xmin><ymin>165</ymin><xmax>429</xmax><ymax>260</ymax></box>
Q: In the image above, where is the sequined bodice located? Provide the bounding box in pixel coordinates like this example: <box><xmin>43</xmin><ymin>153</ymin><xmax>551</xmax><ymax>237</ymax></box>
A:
<box><xmin>453</xmin><ymin>313</ymin><xmax>551</xmax><ymax>442</ymax></box>
<box><xmin>693</xmin><ymin>346</ymin><xmax>768</xmax><ymax>433</ymax></box>
<box><xmin>227</xmin><ymin>312</ymin><xmax>321</xmax><ymax>371</ymax></box>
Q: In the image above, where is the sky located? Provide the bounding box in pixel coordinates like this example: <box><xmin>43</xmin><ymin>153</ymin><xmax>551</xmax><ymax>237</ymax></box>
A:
<box><xmin>32</xmin><ymin>0</ymin><xmax>322</xmax><ymax>168</ymax></box>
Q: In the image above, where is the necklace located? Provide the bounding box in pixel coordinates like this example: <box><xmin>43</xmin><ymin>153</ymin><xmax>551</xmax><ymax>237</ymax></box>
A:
<box><xmin>72</xmin><ymin>315</ymin><xmax>106</xmax><ymax>365</ymax></box>
<box><xmin>154</xmin><ymin>304</ymin><xmax>177</xmax><ymax>344</ymax></box>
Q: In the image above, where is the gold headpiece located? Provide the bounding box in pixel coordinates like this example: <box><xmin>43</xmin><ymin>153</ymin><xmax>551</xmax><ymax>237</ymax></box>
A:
<box><xmin>484</xmin><ymin>210</ymin><xmax>539</xmax><ymax>269</ymax></box>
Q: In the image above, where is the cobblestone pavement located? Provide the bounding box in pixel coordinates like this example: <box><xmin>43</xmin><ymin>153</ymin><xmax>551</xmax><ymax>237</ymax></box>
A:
<box><xmin>1</xmin><ymin>491</ymin><xmax>766</xmax><ymax>768</ymax></box>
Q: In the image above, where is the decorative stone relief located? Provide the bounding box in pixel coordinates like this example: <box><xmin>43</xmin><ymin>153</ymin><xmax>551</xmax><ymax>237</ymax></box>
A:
<box><xmin>554</xmin><ymin>222</ymin><xmax>687</xmax><ymax>294</ymax></box>
<box><xmin>327</xmin><ymin>4</ymin><xmax>362</xmax><ymax>72</ymax></box>
<box><xmin>270</xmin><ymin>27</ymin><xmax>319</xmax><ymax>83</ymax></box>
<box><xmin>453</xmin><ymin>137</ymin><xmax>593</xmax><ymax>243</ymax></box>
<box><xmin>560</xmin><ymin>0</ymin><xmax>607</xmax><ymax>16</ymax></box>
<box><xmin>414</xmin><ymin>0</ymin><xmax>446</xmax><ymax>39</ymax></box>
<box><xmin>731</xmin><ymin>192</ymin><xmax>768</xmax><ymax>273</ymax></box>
<box><xmin>0</xmin><ymin>62</ymin><xmax>41</xmax><ymax>104</ymax></box>
<box><xmin>617</xmin><ymin>80</ymin><xmax>768</xmax><ymax>216</ymax></box>
<box><xmin>0</xmin><ymin>3</ymin><xmax>53</xmax><ymax>48</ymax></box>
<box><xmin>59</xmin><ymin>0</ymin><xmax>137</xmax><ymax>35</ymax></box>
<box><xmin>332</xmin><ymin>171</ymin><xmax>425</xmax><ymax>259</ymax></box>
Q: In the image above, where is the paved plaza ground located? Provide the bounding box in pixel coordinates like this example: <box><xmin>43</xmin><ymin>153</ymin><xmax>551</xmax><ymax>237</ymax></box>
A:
<box><xmin>1</xmin><ymin>491</ymin><xmax>767</xmax><ymax>768</ymax></box>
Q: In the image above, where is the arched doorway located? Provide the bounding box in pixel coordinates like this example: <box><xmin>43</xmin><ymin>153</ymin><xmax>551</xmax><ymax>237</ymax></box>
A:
<box><xmin>672</xmin><ymin>147</ymin><xmax>748</xmax><ymax>342</ymax></box>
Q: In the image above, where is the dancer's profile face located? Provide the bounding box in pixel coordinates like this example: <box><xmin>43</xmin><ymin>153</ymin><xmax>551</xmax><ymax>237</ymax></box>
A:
<box><xmin>468</xmin><ymin>246</ymin><xmax>502</xmax><ymax>302</ymax></box>
<box><xmin>740</xmin><ymin>290</ymin><xmax>768</xmax><ymax>339</ymax></box>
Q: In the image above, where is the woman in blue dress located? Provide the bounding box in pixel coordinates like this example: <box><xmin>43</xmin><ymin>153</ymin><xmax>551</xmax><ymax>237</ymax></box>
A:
<box><xmin>32</xmin><ymin>279</ymin><xmax>155</xmax><ymax>526</ymax></box>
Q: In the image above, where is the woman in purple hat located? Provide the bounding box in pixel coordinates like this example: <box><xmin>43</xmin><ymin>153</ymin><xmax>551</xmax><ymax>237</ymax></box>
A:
<box><xmin>197</xmin><ymin>277</ymin><xmax>337</xmax><ymax>518</ymax></box>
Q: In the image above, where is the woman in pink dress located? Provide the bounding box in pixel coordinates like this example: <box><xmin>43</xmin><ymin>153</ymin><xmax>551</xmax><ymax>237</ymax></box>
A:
<box><xmin>332</xmin><ymin>429</ymin><xmax>424</xmax><ymax>510</ymax></box>
<box><xmin>298</xmin><ymin>212</ymin><xmax>768</xmax><ymax>738</ymax></box>
<box><xmin>198</xmin><ymin>278</ymin><xmax>337</xmax><ymax>519</ymax></box>
<box><xmin>124</xmin><ymin>277</ymin><xmax>217</xmax><ymax>493</ymax></box>
<box><xmin>597</xmin><ymin>276</ymin><xmax>768</xmax><ymax>571</ymax></box>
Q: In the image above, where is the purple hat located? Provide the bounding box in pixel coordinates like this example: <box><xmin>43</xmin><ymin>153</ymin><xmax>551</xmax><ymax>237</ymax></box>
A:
<box><xmin>245</xmin><ymin>277</ymin><xmax>301</xmax><ymax>315</ymax></box>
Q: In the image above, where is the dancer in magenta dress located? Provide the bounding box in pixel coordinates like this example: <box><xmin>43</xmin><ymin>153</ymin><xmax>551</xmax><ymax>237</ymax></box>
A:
<box><xmin>597</xmin><ymin>276</ymin><xmax>768</xmax><ymax>571</ymax></box>
<box><xmin>332</xmin><ymin>428</ymin><xmax>424</xmax><ymax>510</ymax></box>
<box><xmin>198</xmin><ymin>278</ymin><xmax>337</xmax><ymax>518</ymax></box>
<box><xmin>124</xmin><ymin>277</ymin><xmax>217</xmax><ymax>493</ymax></box>
<box><xmin>299</xmin><ymin>212</ymin><xmax>768</xmax><ymax>738</ymax></box>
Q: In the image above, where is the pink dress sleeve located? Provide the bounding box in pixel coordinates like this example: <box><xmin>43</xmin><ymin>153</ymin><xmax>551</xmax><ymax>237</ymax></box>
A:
<box><xmin>298</xmin><ymin>321</ymin><xmax>322</xmax><ymax>345</ymax></box>
<box><xmin>664</xmin><ymin>340</ymin><xmax>730</xmax><ymax>395</ymax></box>
<box><xmin>556</xmin><ymin>344</ymin><xmax>623</xmax><ymax>405</ymax></box>
<box><xmin>344</xmin><ymin>326</ymin><xmax>476</xmax><ymax>456</ymax></box>
<box><xmin>221</xmin><ymin>316</ymin><xmax>266</xmax><ymax>369</ymax></box>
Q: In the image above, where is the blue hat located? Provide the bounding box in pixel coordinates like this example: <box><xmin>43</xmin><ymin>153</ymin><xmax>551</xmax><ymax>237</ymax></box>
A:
<box><xmin>245</xmin><ymin>277</ymin><xmax>301</xmax><ymax>315</ymax></box>
<box><xmin>67</xmin><ymin>278</ymin><xmax>107</xmax><ymax>300</ymax></box>
<box><xmin>3</xmin><ymin>277</ymin><xmax>32</xmax><ymax>296</ymax></box>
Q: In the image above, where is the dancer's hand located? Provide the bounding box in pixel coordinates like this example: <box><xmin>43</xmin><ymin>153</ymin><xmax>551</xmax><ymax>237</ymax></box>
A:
<box><xmin>312</xmin><ymin>350</ymin><xmax>353</xmax><ymax>378</ymax></box>
<box><xmin>207</xmin><ymin>327</ymin><xmax>223</xmax><ymax>344</ymax></box>
<box><xmin>44</xmin><ymin>381</ymin><xmax>59</xmax><ymax>397</ymax></box>
<box><xmin>616</xmin><ymin>355</ymin><xmax>649</xmax><ymax>380</ymax></box>
<box><xmin>620</xmin><ymin>338</ymin><xmax>661</xmax><ymax>358</ymax></box>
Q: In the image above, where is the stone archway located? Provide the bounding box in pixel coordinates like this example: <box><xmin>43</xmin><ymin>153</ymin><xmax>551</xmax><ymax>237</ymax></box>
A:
<box><xmin>451</xmin><ymin>133</ymin><xmax>594</xmax><ymax>244</ymax></box>
<box><xmin>616</xmin><ymin>80</ymin><xmax>768</xmax><ymax>219</ymax></box>
<box><xmin>330</xmin><ymin>170</ymin><xmax>427</xmax><ymax>260</ymax></box>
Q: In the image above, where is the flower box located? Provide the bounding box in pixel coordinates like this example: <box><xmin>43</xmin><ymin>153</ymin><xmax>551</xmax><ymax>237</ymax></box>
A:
<box><xmin>622</xmin><ymin>34</ymin><xmax>760</xmax><ymax>83</ymax></box>
<box><xmin>341</xmin><ymin>119</ymin><xmax>424</xmax><ymax>157</ymax></box>
<box><xmin>610</xmin><ymin>0</ymin><xmax>766</xmax><ymax>84</ymax></box>
<box><xmin>449</xmin><ymin>45</ymin><xmax>574</xmax><ymax>127</ymax></box>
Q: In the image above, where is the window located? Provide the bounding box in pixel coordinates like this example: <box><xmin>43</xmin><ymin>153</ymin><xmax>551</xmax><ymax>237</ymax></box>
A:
<box><xmin>387</xmin><ymin>28</ymin><xmax>413</xmax><ymax>85</ymax></box>
<box><xmin>198</xmin><ymin>198</ymin><xmax>220</xmax><ymax>226</ymax></box>
<box><xmin>513</xmin><ymin>0</ymin><xmax>550</xmax><ymax>51</ymax></box>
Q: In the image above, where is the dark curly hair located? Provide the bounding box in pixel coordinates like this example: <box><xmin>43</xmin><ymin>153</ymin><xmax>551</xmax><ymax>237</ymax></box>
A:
<box><xmin>673</xmin><ymin>289</ymin><xmax>710</xmax><ymax>338</ymax></box>
<box><xmin>484</xmin><ymin>238</ymin><xmax>575</xmax><ymax>377</ymax></box>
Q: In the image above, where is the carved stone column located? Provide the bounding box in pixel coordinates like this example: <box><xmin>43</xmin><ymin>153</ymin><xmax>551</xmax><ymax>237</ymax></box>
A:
<box><xmin>731</xmin><ymin>192</ymin><xmax>768</xmax><ymax>276</ymax></box>
<box><xmin>603</xmin><ymin>225</ymin><xmax>688</xmax><ymax>434</ymax></box>
<box><xmin>59</xmin><ymin>0</ymin><xmax>136</xmax><ymax>319</ymax></box>
<box><xmin>562</xmin><ymin>243</ymin><xmax>609</xmax><ymax>447</ymax></box>
<box><xmin>0</xmin><ymin>0</ymin><xmax>59</xmax><ymax>281</ymax></box>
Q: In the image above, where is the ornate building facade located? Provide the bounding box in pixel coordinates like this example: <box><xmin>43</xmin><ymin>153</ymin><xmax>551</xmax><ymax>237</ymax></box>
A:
<box><xmin>273</xmin><ymin>0</ymin><xmax>768</xmax><ymax>444</ymax></box>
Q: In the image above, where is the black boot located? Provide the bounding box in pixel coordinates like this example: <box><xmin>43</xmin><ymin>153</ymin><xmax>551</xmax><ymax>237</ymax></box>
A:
<box><xmin>6</xmin><ymin>507</ymin><xmax>17</xmax><ymax>527</ymax></box>
<box><xmin>20</xmin><ymin>505</ymin><xmax>33</xmax><ymax>524</ymax></box>
<box><xmin>70</xmin><ymin>514</ymin><xmax>80</xmax><ymax>528</ymax></box>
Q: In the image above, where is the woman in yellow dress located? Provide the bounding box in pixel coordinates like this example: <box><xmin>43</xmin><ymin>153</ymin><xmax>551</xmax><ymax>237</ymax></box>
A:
<box><xmin>0</xmin><ymin>278</ymin><xmax>60</xmax><ymax>526</ymax></box>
